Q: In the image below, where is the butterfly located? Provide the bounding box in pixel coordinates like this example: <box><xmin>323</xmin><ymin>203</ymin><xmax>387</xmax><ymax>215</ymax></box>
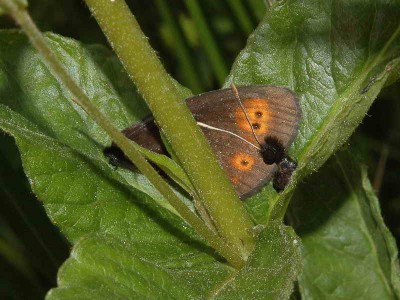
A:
<box><xmin>104</xmin><ymin>84</ymin><xmax>301</xmax><ymax>199</ymax></box>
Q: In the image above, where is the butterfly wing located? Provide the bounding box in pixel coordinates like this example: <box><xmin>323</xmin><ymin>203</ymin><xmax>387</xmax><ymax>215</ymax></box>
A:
<box><xmin>186</xmin><ymin>85</ymin><xmax>301</xmax><ymax>197</ymax></box>
<box><xmin>103</xmin><ymin>116</ymin><xmax>166</xmax><ymax>170</ymax></box>
<box><xmin>104</xmin><ymin>85</ymin><xmax>301</xmax><ymax>198</ymax></box>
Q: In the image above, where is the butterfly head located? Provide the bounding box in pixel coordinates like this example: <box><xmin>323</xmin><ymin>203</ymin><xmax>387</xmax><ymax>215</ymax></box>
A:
<box><xmin>273</xmin><ymin>156</ymin><xmax>298</xmax><ymax>191</ymax></box>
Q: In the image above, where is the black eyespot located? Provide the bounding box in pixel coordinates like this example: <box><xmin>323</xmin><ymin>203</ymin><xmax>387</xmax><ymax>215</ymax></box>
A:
<box><xmin>252</xmin><ymin>122</ymin><xmax>260</xmax><ymax>129</ymax></box>
<box><xmin>241</xmin><ymin>160</ymin><xmax>249</xmax><ymax>166</ymax></box>
<box><xmin>255</xmin><ymin>111</ymin><xmax>263</xmax><ymax>118</ymax></box>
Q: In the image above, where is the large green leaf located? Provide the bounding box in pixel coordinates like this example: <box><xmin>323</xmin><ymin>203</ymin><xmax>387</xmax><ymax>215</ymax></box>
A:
<box><xmin>288</xmin><ymin>150</ymin><xmax>400</xmax><ymax>299</ymax></box>
<box><xmin>227</xmin><ymin>0</ymin><xmax>400</xmax><ymax>223</ymax></box>
<box><xmin>0</xmin><ymin>31</ymin><xmax>301</xmax><ymax>299</ymax></box>
<box><xmin>46</xmin><ymin>222</ymin><xmax>300</xmax><ymax>300</ymax></box>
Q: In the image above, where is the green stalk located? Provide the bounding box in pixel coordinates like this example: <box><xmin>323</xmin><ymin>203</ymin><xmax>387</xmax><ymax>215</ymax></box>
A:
<box><xmin>247</xmin><ymin>0</ymin><xmax>267</xmax><ymax>21</ymax></box>
<box><xmin>226</xmin><ymin>0</ymin><xmax>253</xmax><ymax>35</ymax></box>
<box><xmin>184</xmin><ymin>0</ymin><xmax>228</xmax><ymax>85</ymax></box>
<box><xmin>155</xmin><ymin>0</ymin><xmax>203</xmax><ymax>93</ymax></box>
<box><xmin>0</xmin><ymin>0</ymin><xmax>247</xmax><ymax>267</ymax></box>
<box><xmin>83</xmin><ymin>0</ymin><xmax>255</xmax><ymax>259</ymax></box>
<box><xmin>0</xmin><ymin>237</ymin><xmax>42</xmax><ymax>292</ymax></box>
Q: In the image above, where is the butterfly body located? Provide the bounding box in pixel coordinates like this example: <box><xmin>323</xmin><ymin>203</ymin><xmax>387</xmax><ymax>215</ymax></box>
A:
<box><xmin>104</xmin><ymin>85</ymin><xmax>301</xmax><ymax>199</ymax></box>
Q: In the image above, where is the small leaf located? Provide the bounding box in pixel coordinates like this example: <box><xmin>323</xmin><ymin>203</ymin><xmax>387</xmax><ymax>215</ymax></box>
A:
<box><xmin>138</xmin><ymin>145</ymin><xmax>194</xmax><ymax>195</ymax></box>
<box><xmin>288</xmin><ymin>150</ymin><xmax>400</xmax><ymax>299</ymax></box>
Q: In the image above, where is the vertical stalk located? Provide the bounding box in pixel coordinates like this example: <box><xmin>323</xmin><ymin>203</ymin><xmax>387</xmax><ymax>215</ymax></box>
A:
<box><xmin>226</xmin><ymin>0</ymin><xmax>254</xmax><ymax>35</ymax></box>
<box><xmin>84</xmin><ymin>0</ymin><xmax>255</xmax><ymax>259</ymax></box>
<box><xmin>248</xmin><ymin>0</ymin><xmax>267</xmax><ymax>21</ymax></box>
<box><xmin>184</xmin><ymin>0</ymin><xmax>228</xmax><ymax>85</ymax></box>
<box><xmin>155</xmin><ymin>0</ymin><xmax>203</xmax><ymax>93</ymax></box>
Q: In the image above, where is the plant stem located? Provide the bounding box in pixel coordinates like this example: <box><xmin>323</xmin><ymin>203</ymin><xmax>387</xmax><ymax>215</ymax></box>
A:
<box><xmin>155</xmin><ymin>0</ymin><xmax>203</xmax><ymax>93</ymax></box>
<box><xmin>0</xmin><ymin>0</ymin><xmax>246</xmax><ymax>268</ymax></box>
<box><xmin>83</xmin><ymin>0</ymin><xmax>255</xmax><ymax>259</ymax></box>
<box><xmin>247</xmin><ymin>0</ymin><xmax>267</xmax><ymax>21</ymax></box>
<box><xmin>184</xmin><ymin>0</ymin><xmax>228</xmax><ymax>85</ymax></box>
<box><xmin>226</xmin><ymin>0</ymin><xmax>253</xmax><ymax>35</ymax></box>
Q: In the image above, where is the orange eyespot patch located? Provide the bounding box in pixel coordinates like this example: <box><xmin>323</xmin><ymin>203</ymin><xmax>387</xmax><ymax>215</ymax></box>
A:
<box><xmin>234</xmin><ymin>98</ymin><xmax>270</xmax><ymax>135</ymax></box>
<box><xmin>231</xmin><ymin>153</ymin><xmax>255</xmax><ymax>171</ymax></box>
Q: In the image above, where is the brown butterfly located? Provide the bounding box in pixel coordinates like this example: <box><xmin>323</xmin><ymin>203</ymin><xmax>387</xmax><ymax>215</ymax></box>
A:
<box><xmin>104</xmin><ymin>85</ymin><xmax>301</xmax><ymax>199</ymax></box>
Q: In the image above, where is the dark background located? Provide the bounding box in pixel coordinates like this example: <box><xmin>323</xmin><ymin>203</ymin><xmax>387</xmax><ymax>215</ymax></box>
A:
<box><xmin>0</xmin><ymin>1</ymin><xmax>399</xmax><ymax>298</ymax></box>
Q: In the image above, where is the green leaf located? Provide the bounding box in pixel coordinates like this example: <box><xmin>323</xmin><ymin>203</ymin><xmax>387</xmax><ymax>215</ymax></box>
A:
<box><xmin>212</xmin><ymin>221</ymin><xmax>301</xmax><ymax>299</ymax></box>
<box><xmin>0</xmin><ymin>30</ymin><xmax>192</xmax><ymax>239</ymax></box>
<box><xmin>0</xmin><ymin>104</ymin><xmax>233</xmax><ymax>297</ymax></box>
<box><xmin>138</xmin><ymin>145</ymin><xmax>194</xmax><ymax>195</ymax></box>
<box><xmin>0</xmin><ymin>30</ymin><xmax>181</xmax><ymax>210</ymax></box>
<box><xmin>46</xmin><ymin>236</ymin><xmax>231</xmax><ymax>300</ymax></box>
<box><xmin>45</xmin><ymin>222</ymin><xmax>300</xmax><ymax>300</ymax></box>
<box><xmin>0</xmin><ymin>31</ymin><xmax>301</xmax><ymax>298</ymax></box>
<box><xmin>288</xmin><ymin>150</ymin><xmax>400</xmax><ymax>299</ymax></box>
<box><xmin>226</xmin><ymin>0</ymin><xmax>400</xmax><ymax>223</ymax></box>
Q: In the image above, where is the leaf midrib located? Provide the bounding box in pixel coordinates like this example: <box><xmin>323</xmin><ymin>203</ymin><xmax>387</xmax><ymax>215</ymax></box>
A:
<box><xmin>268</xmin><ymin>22</ymin><xmax>400</xmax><ymax>221</ymax></box>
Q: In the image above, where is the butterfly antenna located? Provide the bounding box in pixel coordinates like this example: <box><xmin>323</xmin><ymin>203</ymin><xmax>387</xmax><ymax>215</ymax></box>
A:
<box><xmin>230</xmin><ymin>83</ymin><xmax>263</xmax><ymax>147</ymax></box>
